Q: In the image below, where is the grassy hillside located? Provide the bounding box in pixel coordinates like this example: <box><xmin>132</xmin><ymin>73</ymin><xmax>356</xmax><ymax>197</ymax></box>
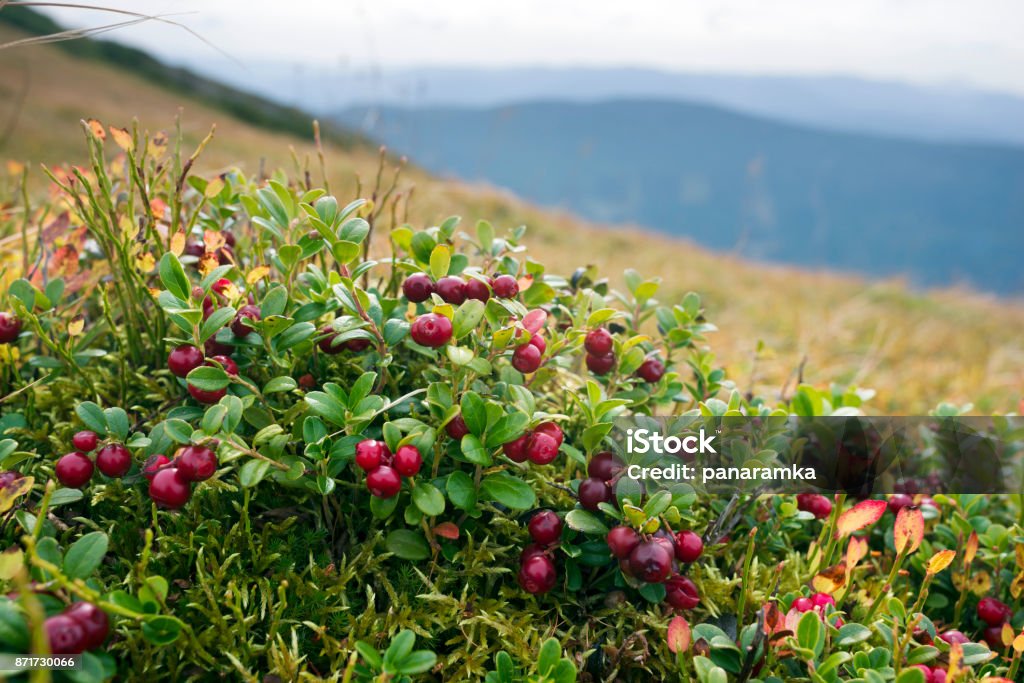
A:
<box><xmin>1</xmin><ymin>18</ymin><xmax>1022</xmax><ymax>414</ymax></box>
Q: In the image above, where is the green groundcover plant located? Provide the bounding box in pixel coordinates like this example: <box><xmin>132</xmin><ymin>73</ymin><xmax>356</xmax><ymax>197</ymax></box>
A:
<box><xmin>1</xmin><ymin>121</ymin><xmax>1023</xmax><ymax>682</ymax></box>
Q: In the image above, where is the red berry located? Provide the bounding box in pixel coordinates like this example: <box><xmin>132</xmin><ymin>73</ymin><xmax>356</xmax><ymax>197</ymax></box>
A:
<box><xmin>533</xmin><ymin>422</ymin><xmax>563</xmax><ymax>447</ymax></box>
<box><xmin>446</xmin><ymin>415</ymin><xmax>470</xmax><ymax>440</ymax></box>
<box><xmin>938</xmin><ymin>630</ymin><xmax>970</xmax><ymax>645</ymax></box>
<box><xmin>792</xmin><ymin>596</ymin><xmax>814</xmax><ymax>612</ymax></box>
<box><xmin>588</xmin><ymin>451</ymin><xmax>624</xmax><ymax>481</ymax></box>
<box><xmin>142</xmin><ymin>454</ymin><xmax>171</xmax><ymax>481</ymax></box>
<box><xmin>584</xmin><ymin>328</ymin><xmax>613</xmax><ymax>355</ymax></box>
<box><xmin>45</xmin><ymin>614</ymin><xmax>87</xmax><ymax>654</ymax></box>
<box><xmin>511</xmin><ymin>343</ymin><xmax>543</xmax><ymax>374</ymax></box>
<box><xmin>435</xmin><ymin>276</ymin><xmax>467</xmax><ymax>304</ymax></box>
<box><xmin>606</xmin><ymin>525</ymin><xmax>640</xmax><ymax>559</ymax></box>
<box><xmin>637</xmin><ymin>357</ymin><xmax>665</xmax><ymax>383</ymax></box>
<box><xmin>184</xmin><ymin>239</ymin><xmax>205</xmax><ymax>257</ymax></box>
<box><xmin>492</xmin><ymin>275</ymin><xmax>519</xmax><ymax>298</ymax></box>
<box><xmin>410</xmin><ymin>313</ymin><xmax>453</xmax><ymax>348</ymax></box>
<box><xmin>393</xmin><ymin>445</ymin><xmax>423</xmax><ymax>477</ymax></box>
<box><xmin>527</xmin><ymin>432</ymin><xmax>559</xmax><ymax>465</ymax></box>
<box><xmin>209</xmin><ymin>355</ymin><xmax>239</xmax><ymax>376</ymax></box>
<box><xmin>95</xmin><ymin>443</ymin><xmax>132</xmax><ymax>478</ymax></box>
<box><xmin>317</xmin><ymin>327</ymin><xmax>343</xmax><ymax>354</ymax></box>
<box><xmin>503</xmin><ymin>434</ymin><xmax>530</xmax><ymax>462</ymax></box>
<box><xmin>528</xmin><ymin>510</ymin><xmax>562</xmax><ymax>545</ymax></box>
<box><xmin>211</xmin><ymin>278</ymin><xmax>233</xmax><ymax>297</ymax></box>
<box><xmin>628</xmin><ymin>541</ymin><xmax>673</xmax><ymax>583</ymax></box>
<box><xmin>796</xmin><ymin>493</ymin><xmax>833</xmax><ymax>519</ymax></box>
<box><xmin>674</xmin><ymin>530</ymin><xmax>704</xmax><ymax>563</ymax></box>
<box><xmin>346</xmin><ymin>338</ymin><xmax>371</xmax><ymax>352</ymax></box>
<box><xmin>586</xmin><ymin>352</ymin><xmax>615</xmax><ymax>375</ymax></box>
<box><xmin>983</xmin><ymin>624</ymin><xmax>1006</xmax><ymax>648</ymax></box>
<box><xmin>298</xmin><ymin>373</ymin><xmax>316</xmax><ymax>390</ymax></box>
<box><xmin>64</xmin><ymin>602</ymin><xmax>109</xmax><ymax>650</ymax></box>
<box><xmin>520</xmin><ymin>543</ymin><xmax>547</xmax><ymax>563</ymax></box>
<box><xmin>888</xmin><ymin>493</ymin><xmax>914</xmax><ymax>514</ymax></box>
<box><xmin>149</xmin><ymin>467</ymin><xmax>192</xmax><ymax>509</ymax></box>
<box><xmin>528</xmin><ymin>333</ymin><xmax>546</xmax><ymax>354</ymax></box>
<box><xmin>0</xmin><ymin>471</ymin><xmax>22</xmax><ymax>489</ymax></box>
<box><xmin>518</xmin><ymin>554</ymin><xmax>557</xmax><ymax>594</ymax></box>
<box><xmin>188</xmin><ymin>383</ymin><xmax>226</xmax><ymax>404</ymax></box>
<box><xmin>665</xmin><ymin>575</ymin><xmax>700</xmax><ymax>609</ymax></box>
<box><xmin>175</xmin><ymin>446</ymin><xmax>218</xmax><ymax>482</ymax></box>
<box><xmin>464</xmin><ymin>278</ymin><xmax>490</xmax><ymax>302</ymax></box>
<box><xmin>578</xmin><ymin>477</ymin><xmax>612</xmax><ymax>510</ymax></box>
<box><xmin>168</xmin><ymin>344</ymin><xmax>204</xmax><ymax>377</ymax></box>
<box><xmin>55</xmin><ymin>452</ymin><xmax>94</xmax><ymax>488</ymax></box>
<box><xmin>355</xmin><ymin>439</ymin><xmax>386</xmax><ymax>472</ymax></box>
<box><xmin>811</xmin><ymin>592</ymin><xmax>835</xmax><ymax>610</ymax></box>
<box><xmin>931</xmin><ymin>669</ymin><xmax>947</xmax><ymax>683</ymax></box>
<box><xmin>0</xmin><ymin>312</ymin><xmax>22</xmax><ymax>344</ymax></box>
<box><xmin>366</xmin><ymin>465</ymin><xmax>402</xmax><ymax>498</ymax></box>
<box><xmin>911</xmin><ymin>665</ymin><xmax>932</xmax><ymax>681</ymax></box>
<box><xmin>402</xmin><ymin>273</ymin><xmax>435</xmax><ymax>303</ymax></box>
<box><xmin>204</xmin><ymin>336</ymin><xmax>233</xmax><ymax>357</ymax></box>
<box><xmin>72</xmin><ymin>431</ymin><xmax>98</xmax><ymax>452</ymax></box>
<box><xmin>231</xmin><ymin>304</ymin><xmax>261</xmax><ymax>337</ymax></box>
<box><xmin>978</xmin><ymin>597</ymin><xmax>1011</xmax><ymax>626</ymax></box>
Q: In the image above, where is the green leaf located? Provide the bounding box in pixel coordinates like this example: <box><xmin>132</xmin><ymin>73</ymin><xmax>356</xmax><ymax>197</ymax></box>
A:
<box><xmin>412</xmin><ymin>482</ymin><xmax>446</xmax><ymax>517</ymax></box>
<box><xmin>48</xmin><ymin>488</ymin><xmax>84</xmax><ymax>507</ymax></box>
<box><xmin>264</xmin><ymin>376</ymin><xmax>297</xmax><ymax>394</ymax></box>
<box><xmin>186</xmin><ymin>365</ymin><xmax>230</xmax><ymax>391</ymax></box>
<box><xmin>199</xmin><ymin>306</ymin><xmax>236</xmax><ymax>342</ymax></box>
<box><xmin>163</xmin><ymin>419</ymin><xmax>193</xmax><ymax>444</ymax></box>
<box><xmin>141</xmin><ymin>616</ymin><xmax>182</xmax><ymax>645</ymax></box>
<box><xmin>395</xmin><ymin>650</ymin><xmax>437</xmax><ymax>675</ymax></box>
<box><xmin>103</xmin><ymin>407</ymin><xmax>130</xmax><ymax>441</ymax></box>
<box><xmin>62</xmin><ymin>531</ymin><xmax>108</xmax><ymax>580</ymax></box>
<box><xmin>537</xmin><ymin>638</ymin><xmax>560</xmax><ymax>676</ymax></box>
<box><xmin>459</xmin><ymin>434</ymin><xmax>492</xmax><ymax>466</ymax></box>
<box><xmin>894</xmin><ymin>669</ymin><xmax>927</xmax><ymax>683</ymax></box>
<box><xmin>158</xmin><ymin>253</ymin><xmax>190</xmax><ymax>301</ymax></box>
<box><xmin>836</xmin><ymin>623</ymin><xmax>873</xmax><ymax>646</ymax></box>
<box><xmin>796</xmin><ymin>610</ymin><xmax>824</xmax><ymax>658</ymax></box>
<box><xmin>385</xmin><ymin>529</ymin><xmax>431</xmax><ymax>560</ymax></box>
<box><xmin>75</xmin><ymin>401</ymin><xmax>108</xmax><ymax>435</ymax></box>
<box><xmin>429</xmin><ymin>244</ymin><xmax>451</xmax><ymax>279</ymax></box>
<box><xmin>480</xmin><ymin>472</ymin><xmax>535</xmax><ymax>509</ymax></box>
<box><xmin>485</xmin><ymin>412</ymin><xmax>529</xmax><ymax>448</ymax></box>
<box><xmin>304</xmin><ymin>391</ymin><xmax>347</xmax><ymax>427</ymax></box>
<box><xmin>565</xmin><ymin>509</ymin><xmax>608</xmax><ymax>535</ymax></box>
<box><xmin>356</xmin><ymin>641</ymin><xmax>383</xmax><ymax>670</ymax></box>
<box><xmin>446</xmin><ymin>471</ymin><xmax>477</xmax><ymax>510</ymax></box>
<box><xmin>239</xmin><ymin>459</ymin><xmax>271</xmax><ymax>487</ymax></box>
<box><xmin>201</xmin><ymin>404</ymin><xmax>227</xmax><ymax>434</ymax></box>
<box><xmin>452</xmin><ymin>299</ymin><xmax>486</xmax><ymax>338</ymax></box>
<box><xmin>0</xmin><ymin>601</ymin><xmax>29</xmax><ymax>651</ymax></box>
<box><xmin>459</xmin><ymin>392</ymin><xmax>487</xmax><ymax>436</ymax></box>
<box><xmin>384</xmin><ymin>630</ymin><xmax>416</xmax><ymax>671</ymax></box>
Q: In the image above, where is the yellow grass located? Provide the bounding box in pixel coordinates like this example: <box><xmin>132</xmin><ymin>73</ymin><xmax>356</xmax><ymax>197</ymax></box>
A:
<box><xmin>2</xmin><ymin>25</ymin><xmax>1022</xmax><ymax>414</ymax></box>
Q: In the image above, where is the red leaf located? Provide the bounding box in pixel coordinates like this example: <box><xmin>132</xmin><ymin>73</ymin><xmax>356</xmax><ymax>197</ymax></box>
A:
<box><xmin>433</xmin><ymin>522</ymin><xmax>459</xmax><ymax>540</ymax></box>
<box><xmin>894</xmin><ymin>506</ymin><xmax>925</xmax><ymax>555</ymax></box>
<box><xmin>835</xmin><ymin>499</ymin><xmax>887</xmax><ymax>539</ymax></box>
<box><xmin>667</xmin><ymin>615</ymin><xmax>690</xmax><ymax>654</ymax></box>
<box><xmin>522</xmin><ymin>309</ymin><xmax>547</xmax><ymax>333</ymax></box>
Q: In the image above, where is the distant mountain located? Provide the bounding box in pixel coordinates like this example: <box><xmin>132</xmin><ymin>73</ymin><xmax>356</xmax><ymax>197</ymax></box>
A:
<box><xmin>340</xmin><ymin>99</ymin><xmax>1024</xmax><ymax>294</ymax></box>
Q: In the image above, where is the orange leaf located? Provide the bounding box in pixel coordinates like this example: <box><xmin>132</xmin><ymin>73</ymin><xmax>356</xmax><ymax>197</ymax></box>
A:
<box><xmin>667</xmin><ymin>615</ymin><xmax>691</xmax><ymax>654</ymax></box>
<box><xmin>846</xmin><ymin>536</ymin><xmax>869</xmax><ymax>568</ymax></box>
<box><xmin>894</xmin><ymin>506</ymin><xmax>925</xmax><ymax>555</ymax></box>
<box><xmin>6</xmin><ymin>160</ymin><xmax>25</xmax><ymax>176</ymax></box>
<box><xmin>965</xmin><ymin>530</ymin><xmax>979</xmax><ymax>566</ymax></box>
<box><xmin>517</xmin><ymin>273</ymin><xmax>534</xmax><ymax>292</ymax></box>
<box><xmin>812</xmin><ymin>563</ymin><xmax>847</xmax><ymax>595</ymax></box>
<box><xmin>148</xmin><ymin>131</ymin><xmax>169</xmax><ymax>159</ymax></box>
<box><xmin>927</xmin><ymin>550</ymin><xmax>956</xmax><ymax>575</ymax></box>
<box><xmin>433</xmin><ymin>522</ymin><xmax>459</xmax><ymax>540</ymax></box>
<box><xmin>109</xmin><ymin>126</ymin><xmax>134</xmax><ymax>152</ymax></box>
<box><xmin>835</xmin><ymin>499</ymin><xmax>887</xmax><ymax>538</ymax></box>
<box><xmin>203</xmin><ymin>229</ymin><xmax>226</xmax><ymax>252</ymax></box>
<box><xmin>86</xmin><ymin>118</ymin><xmax>106</xmax><ymax>140</ymax></box>
<box><xmin>199</xmin><ymin>253</ymin><xmax>221</xmax><ymax>277</ymax></box>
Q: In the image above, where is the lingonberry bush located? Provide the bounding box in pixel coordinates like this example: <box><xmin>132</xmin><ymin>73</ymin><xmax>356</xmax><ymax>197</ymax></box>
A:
<box><xmin>0</xmin><ymin>121</ymin><xmax>1023</xmax><ymax>681</ymax></box>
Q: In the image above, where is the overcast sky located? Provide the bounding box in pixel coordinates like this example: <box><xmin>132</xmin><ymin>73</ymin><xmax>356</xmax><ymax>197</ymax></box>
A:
<box><xmin>39</xmin><ymin>0</ymin><xmax>1024</xmax><ymax>95</ymax></box>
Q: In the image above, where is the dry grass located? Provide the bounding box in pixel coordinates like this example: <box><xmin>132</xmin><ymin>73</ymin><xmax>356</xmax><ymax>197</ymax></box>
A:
<box><xmin>2</xmin><ymin>24</ymin><xmax>1023</xmax><ymax>414</ymax></box>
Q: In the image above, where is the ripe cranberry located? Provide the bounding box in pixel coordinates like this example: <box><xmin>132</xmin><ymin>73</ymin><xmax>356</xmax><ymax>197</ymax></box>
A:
<box><xmin>665</xmin><ymin>575</ymin><xmax>700</xmax><ymax>609</ymax></box>
<box><xmin>317</xmin><ymin>327</ymin><xmax>343</xmax><ymax>354</ymax></box>
<box><xmin>911</xmin><ymin>665</ymin><xmax>932</xmax><ymax>682</ymax></box>
<box><xmin>983</xmin><ymin>624</ymin><xmax>1006</xmax><ymax>649</ymax></box>
<box><xmin>184</xmin><ymin>239</ymin><xmax>205</xmax><ymax>257</ymax></box>
<box><xmin>211</xmin><ymin>278</ymin><xmax>233</xmax><ymax>297</ymax></box>
<box><xmin>586</xmin><ymin>353</ymin><xmax>616</xmax><ymax>375</ymax></box>
<box><xmin>95</xmin><ymin>444</ymin><xmax>132</xmax><ymax>478</ymax></box>
<box><xmin>142</xmin><ymin>454</ymin><xmax>171</xmax><ymax>481</ymax></box>
<box><xmin>518</xmin><ymin>554</ymin><xmax>557</xmax><ymax>594</ymax></box>
<box><xmin>674</xmin><ymin>530</ymin><xmax>704</xmax><ymax>563</ymax></box>
<box><xmin>209</xmin><ymin>355</ymin><xmax>238</xmax><ymax>375</ymax></box>
<box><xmin>72</xmin><ymin>431</ymin><xmax>98</xmax><ymax>452</ymax></box>
<box><xmin>528</xmin><ymin>333</ymin><xmax>546</xmax><ymax>354</ymax></box>
<box><xmin>204</xmin><ymin>336</ymin><xmax>233</xmax><ymax>357</ymax></box>
<box><xmin>355</xmin><ymin>439</ymin><xmax>386</xmax><ymax>472</ymax></box>
<box><xmin>584</xmin><ymin>328</ymin><xmax>614</xmax><ymax>355</ymax></box>
<box><xmin>796</xmin><ymin>493</ymin><xmax>833</xmax><ymax>519</ymax></box>
<box><xmin>0</xmin><ymin>312</ymin><xmax>22</xmax><ymax>344</ymax></box>
<box><xmin>528</xmin><ymin>510</ymin><xmax>562</xmax><ymax>545</ymax></box>
<box><xmin>588</xmin><ymin>451</ymin><xmax>624</xmax><ymax>481</ymax></box>
<box><xmin>527</xmin><ymin>432</ymin><xmax>559</xmax><ymax>465</ymax></box>
<box><xmin>607</xmin><ymin>526</ymin><xmax>641</xmax><ymax>559</ymax></box>
<box><xmin>637</xmin><ymin>357</ymin><xmax>665</xmax><ymax>383</ymax></box>
<box><xmin>402</xmin><ymin>273</ymin><xmax>435</xmax><ymax>303</ymax></box>
<box><xmin>888</xmin><ymin>493</ymin><xmax>914</xmax><ymax>514</ymax></box>
<box><xmin>503</xmin><ymin>434</ymin><xmax>530</xmax><ymax>462</ymax></box>
<box><xmin>168</xmin><ymin>344</ymin><xmax>204</xmax><ymax>377</ymax></box>
<box><xmin>446</xmin><ymin>415</ymin><xmax>470</xmax><ymax>440</ymax></box>
<box><xmin>366</xmin><ymin>465</ymin><xmax>402</xmax><ymax>498</ymax></box>
<box><xmin>346</xmin><ymin>338</ymin><xmax>371</xmax><ymax>352</ymax></box>
<box><xmin>435</xmin><ymin>276</ymin><xmax>467</xmax><ymax>305</ymax></box>
<box><xmin>792</xmin><ymin>596</ymin><xmax>814</xmax><ymax>612</ymax></box>
<box><xmin>628</xmin><ymin>541</ymin><xmax>673</xmax><ymax>583</ymax></box>
<box><xmin>520</xmin><ymin>544</ymin><xmax>547</xmax><ymax>563</ymax></box>
<box><xmin>231</xmin><ymin>304</ymin><xmax>261</xmax><ymax>337</ymax></box>
<box><xmin>978</xmin><ymin>597</ymin><xmax>1011</xmax><ymax>626</ymax></box>
<box><xmin>464</xmin><ymin>278</ymin><xmax>490</xmax><ymax>302</ymax></box>
<box><xmin>0</xmin><ymin>471</ymin><xmax>22</xmax><ymax>489</ymax></box>
<box><xmin>221</xmin><ymin>231</ymin><xmax>236</xmax><ymax>248</ymax></box>
<box><xmin>55</xmin><ymin>452</ymin><xmax>94</xmax><ymax>488</ymax></box>
<box><xmin>533</xmin><ymin>422</ymin><xmax>563</xmax><ymax>447</ymax></box>
<box><xmin>938</xmin><ymin>630</ymin><xmax>970</xmax><ymax>645</ymax></box>
<box><xmin>298</xmin><ymin>373</ymin><xmax>316</xmax><ymax>390</ymax></box>
<box><xmin>512</xmin><ymin>343</ymin><xmax>543</xmax><ymax>374</ymax></box>
<box><xmin>578</xmin><ymin>477</ymin><xmax>613</xmax><ymax>510</ymax></box>
<box><xmin>492</xmin><ymin>275</ymin><xmax>519</xmax><ymax>298</ymax></box>
<box><xmin>931</xmin><ymin>669</ymin><xmax>947</xmax><ymax>683</ymax></box>
<box><xmin>149</xmin><ymin>467</ymin><xmax>191</xmax><ymax>509</ymax></box>
<box><xmin>188</xmin><ymin>384</ymin><xmax>226</xmax><ymax>404</ymax></box>
<box><xmin>64</xmin><ymin>602</ymin><xmax>109</xmax><ymax>650</ymax></box>
<box><xmin>410</xmin><ymin>313</ymin><xmax>453</xmax><ymax>348</ymax></box>
<box><xmin>393</xmin><ymin>445</ymin><xmax>423</xmax><ymax>477</ymax></box>
<box><xmin>175</xmin><ymin>446</ymin><xmax>218</xmax><ymax>482</ymax></box>
<box><xmin>45</xmin><ymin>614</ymin><xmax>87</xmax><ymax>654</ymax></box>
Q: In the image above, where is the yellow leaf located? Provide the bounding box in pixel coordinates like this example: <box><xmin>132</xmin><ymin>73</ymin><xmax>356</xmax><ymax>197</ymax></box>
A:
<box><xmin>135</xmin><ymin>252</ymin><xmax>156</xmax><ymax>274</ymax></box>
<box><xmin>965</xmin><ymin>530</ymin><xmax>979</xmax><ymax>566</ymax></box>
<box><xmin>846</xmin><ymin>536</ymin><xmax>869</xmax><ymax>568</ymax></box>
<box><xmin>199</xmin><ymin>253</ymin><xmax>221</xmax><ymax>277</ymax></box>
<box><xmin>245</xmin><ymin>266</ymin><xmax>270</xmax><ymax>286</ymax></box>
<box><xmin>0</xmin><ymin>547</ymin><xmax>23</xmax><ymax>580</ymax></box>
<box><xmin>947</xmin><ymin>642</ymin><xmax>962</xmax><ymax>680</ymax></box>
<box><xmin>835</xmin><ymin>499</ymin><xmax>887</xmax><ymax>539</ymax></box>
<box><xmin>120</xmin><ymin>215</ymin><xmax>139</xmax><ymax>240</ymax></box>
<box><xmin>109</xmin><ymin>126</ymin><xmax>134</xmax><ymax>152</ymax></box>
<box><xmin>1012</xmin><ymin>571</ymin><xmax>1024</xmax><ymax>599</ymax></box>
<box><xmin>894</xmin><ymin>506</ymin><xmax>925</xmax><ymax>555</ymax></box>
<box><xmin>67</xmin><ymin>317</ymin><xmax>85</xmax><ymax>337</ymax></box>
<box><xmin>1016</xmin><ymin>543</ymin><xmax>1024</xmax><ymax>570</ymax></box>
<box><xmin>170</xmin><ymin>231</ymin><xmax>186</xmax><ymax>257</ymax></box>
<box><xmin>85</xmin><ymin>118</ymin><xmax>106</xmax><ymax>140</ymax></box>
<box><xmin>927</xmin><ymin>549</ymin><xmax>956</xmax><ymax>576</ymax></box>
<box><xmin>148</xmin><ymin>131</ymin><xmax>169</xmax><ymax>159</ymax></box>
<box><xmin>1002</xmin><ymin>623</ymin><xmax>1015</xmax><ymax>647</ymax></box>
<box><xmin>1014</xmin><ymin>634</ymin><xmax>1024</xmax><ymax>654</ymax></box>
<box><xmin>667</xmin><ymin>615</ymin><xmax>691</xmax><ymax>654</ymax></box>
<box><xmin>203</xmin><ymin>229</ymin><xmax>225</xmax><ymax>252</ymax></box>
<box><xmin>812</xmin><ymin>563</ymin><xmax>847</xmax><ymax>595</ymax></box>
<box><xmin>0</xmin><ymin>476</ymin><xmax>33</xmax><ymax>514</ymax></box>
<box><xmin>358</xmin><ymin>199</ymin><xmax>374</xmax><ymax>218</ymax></box>
<box><xmin>204</xmin><ymin>177</ymin><xmax>225</xmax><ymax>198</ymax></box>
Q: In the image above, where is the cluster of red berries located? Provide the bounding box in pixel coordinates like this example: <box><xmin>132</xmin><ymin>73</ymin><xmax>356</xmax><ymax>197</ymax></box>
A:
<box><xmin>0</xmin><ymin>311</ymin><xmax>22</xmax><ymax>344</ymax></box>
<box><xmin>607</xmin><ymin>525</ymin><xmax>703</xmax><ymax>609</ymax></box>
<box><xmin>796</xmin><ymin>493</ymin><xmax>833</xmax><ymax>519</ymax></box>
<box><xmin>502</xmin><ymin>422</ymin><xmax>563</xmax><ymax>466</ymax></box>
<box><xmin>355</xmin><ymin>440</ymin><xmax>422</xmax><ymax>498</ymax></box>
<box><xmin>402</xmin><ymin>272</ymin><xmax>520</xmax><ymax>305</ymax></box>
<box><xmin>167</xmin><ymin>343</ymin><xmax>239</xmax><ymax>404</ymax></box>
<box><xmin>55</xmin><ymin>432</ymin><xmax>131</xmax><ymax>488</ymax></box>
<box><xmin>792</xmin><ymin>591</ymin><xmax>842</xmax><ymax>625</ymax></box>
<box><xmin>582</xmin><ymin>327</ymin><xmax>666</xmax><ymax>383</ymax></box>
<box><xmin>184</xmin><ymin>230</ymin><xmax>236</xmax><ymax>266</ymax></box>
<box><xmin>977</xmin><ymin>596</ymin><xmax>1013</xmax><ymax>648</ymax></box>
<box><xmin>910</xmin><ymin>664</ymin><xmax>948</xmax><ymax>683</ymax></box>
<box><xmin>578</xmin><ymin>452</ymin><xmax>624</xmax><ymax>510</ymax></box>
<box><xmin>146</xmin><ymin>445</ymin><xmax>218</xmax><ymax>509</ymax></box>
<box><xmin>518</xmin><ymin>510</ymin><xmax>562</xmax><ymax>594</ymax></box>
<box><xmin>510</xmin><ymin>331</ymin><xmax>547</xmax><ymax>374</ymax></box>
<box><xmin>44</xmin><ymin>601</ymin><xmax>109</xmax><ymax>655</ymax></box>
